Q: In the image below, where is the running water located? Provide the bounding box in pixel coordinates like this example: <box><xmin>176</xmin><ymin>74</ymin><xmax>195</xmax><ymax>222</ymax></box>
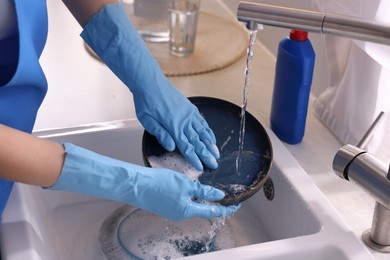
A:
<box><xmin>204</xmin><ymin>218</ymin><xmax>226</xmax><ymax>252</ymax></box>
<box><xmin>235</xmin><ymin>27</ymin><xmax>261</xmax><ymax>174</ymax></box>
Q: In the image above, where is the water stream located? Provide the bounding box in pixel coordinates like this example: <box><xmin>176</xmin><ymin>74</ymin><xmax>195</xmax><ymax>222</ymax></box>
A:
<box><xmin>235</xmin><ymin>27</ymin><xmax>260</xmax><ymax>174</ymax></box>
<box><xmin>202</xmin><ymin>27</ymin><xmax>262</xmax><ymax>253</ymax></box>
<box><xmin>204</xmin><ymin>218</ymin><xmax>226</xmax><ymax>252</ymax></box>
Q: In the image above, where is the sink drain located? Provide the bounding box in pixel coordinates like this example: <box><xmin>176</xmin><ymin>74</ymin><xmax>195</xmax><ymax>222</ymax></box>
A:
<box><xmin>263</xmin><ymin>178</ymin><xmax>274</xmax><ymax>201</ymax></box>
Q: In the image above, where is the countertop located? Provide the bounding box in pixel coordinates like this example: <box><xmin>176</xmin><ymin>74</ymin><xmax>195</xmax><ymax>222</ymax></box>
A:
<box><xmin>36</xmin><ymin>0</ymin><xmax>384</xmax><ymax>259</ymax></box>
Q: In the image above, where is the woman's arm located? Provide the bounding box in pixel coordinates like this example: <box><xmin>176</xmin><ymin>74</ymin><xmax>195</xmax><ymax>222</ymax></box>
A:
<box><xmin>62</xmin><ymin>0</ymin><xmax>118</xmax><ymax>27</ymax></box>
<box><xmin>0</xmin><ymin>1</ymin><xmax>120</xmax><ymax>187</ymax></box>
<box><xmin>0</xmin><ymin>124</ymin><xmax>64</xmax><ymax>187</ymax></box>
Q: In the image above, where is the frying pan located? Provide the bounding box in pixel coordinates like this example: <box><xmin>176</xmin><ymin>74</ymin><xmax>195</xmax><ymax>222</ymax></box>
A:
<box><xmin>142</xmin><ymin>96</ymin><xmax>273</xmax><ymax>205</ymax></box>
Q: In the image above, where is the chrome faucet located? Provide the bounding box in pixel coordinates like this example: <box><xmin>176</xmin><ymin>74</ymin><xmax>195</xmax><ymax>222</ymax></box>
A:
<box><xmin>333</xmin><ymin>112</ymin><xmax>390</xmax><ymax>253</ymax></box>
<box><xmin>237</xmin><ymin>1</ymin><xmax>390</xmax><ymax>44</ymax></box>
<box><xmin>236</xmin><ymin>1</ymin><xmax>390</xmax><ymax>253</ymax></box>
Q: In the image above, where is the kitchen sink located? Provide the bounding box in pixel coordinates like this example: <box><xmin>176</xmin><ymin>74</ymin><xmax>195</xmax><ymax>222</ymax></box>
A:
<box><xmin>0</xmin><ymin>119</ymin><xmax>374</xmax><ymax>259</ymax></box>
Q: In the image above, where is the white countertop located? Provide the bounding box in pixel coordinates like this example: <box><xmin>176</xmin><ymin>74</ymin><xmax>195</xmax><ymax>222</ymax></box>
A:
<box><xmin>36</xmin><ymin>0</ymin><xmax>385</xmax><ymax>259</ymax></box>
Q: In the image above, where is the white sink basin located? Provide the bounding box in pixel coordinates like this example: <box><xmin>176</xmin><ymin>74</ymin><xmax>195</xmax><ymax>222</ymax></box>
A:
<box><xmin>0</xmin><ymin>120</ymin><xmax>374</xmax><ymax>259</ymax></box>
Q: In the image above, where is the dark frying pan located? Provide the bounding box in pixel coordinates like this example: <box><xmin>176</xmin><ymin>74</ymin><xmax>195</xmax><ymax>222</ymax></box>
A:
<box><xmin>142</xmin><ymin>96</ymin><xmax>273</xmax><ymax>205</ymax></box>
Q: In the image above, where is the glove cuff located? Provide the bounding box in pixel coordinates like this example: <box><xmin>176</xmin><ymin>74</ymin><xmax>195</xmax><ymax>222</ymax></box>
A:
<box><xmin>47</xmin><ymin>143</ymin><xmax>135</xmax><ymax>202</ymax></box>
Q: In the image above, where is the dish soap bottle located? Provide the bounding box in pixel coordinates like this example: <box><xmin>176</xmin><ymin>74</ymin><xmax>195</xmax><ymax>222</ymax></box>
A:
<box><xmin>270</xmin><ymin>30</ymin><xmax>315</xmax><ymax>144</ymax></box>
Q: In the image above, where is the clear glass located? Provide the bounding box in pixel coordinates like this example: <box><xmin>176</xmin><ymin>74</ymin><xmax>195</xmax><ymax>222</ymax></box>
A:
<box><xmin>168</xmin><ymin>0</ymin><xmax>200</xmax><ymax>57</ymax></box>
<box><xmin>121</xmin><ymin>0</ymin><xmax>170</xmax><ymax>42</ymax></box>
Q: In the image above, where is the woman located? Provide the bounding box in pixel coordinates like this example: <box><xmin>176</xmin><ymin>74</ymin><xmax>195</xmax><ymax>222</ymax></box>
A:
<box><xmin>0</xmin><ymin>0</ymin><xmax>238</xmax><ymax>222</ymax></box>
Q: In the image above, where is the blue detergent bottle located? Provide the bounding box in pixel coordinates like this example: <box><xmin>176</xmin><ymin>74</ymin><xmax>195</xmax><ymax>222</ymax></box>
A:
<box><xmin>270</xmin><ymin>30</ymin><xmax>315</xmax><ymax>144</ymax></box>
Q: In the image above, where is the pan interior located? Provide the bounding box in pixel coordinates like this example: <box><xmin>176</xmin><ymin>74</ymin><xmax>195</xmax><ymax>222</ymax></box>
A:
<box><xmin>143</xmin><ymin>97</ymin><xmax>272</xmax><ymax>205</ymax></box>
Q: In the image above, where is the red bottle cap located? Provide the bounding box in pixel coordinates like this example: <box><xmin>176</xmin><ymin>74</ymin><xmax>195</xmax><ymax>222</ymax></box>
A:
<box><xmin>289</xmin><ymin>30</ymin><xmax>308</xmax><ymax>41</ymax></box>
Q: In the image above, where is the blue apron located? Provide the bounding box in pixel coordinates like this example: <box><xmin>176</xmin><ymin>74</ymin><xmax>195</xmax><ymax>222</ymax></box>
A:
<box><xmin>0</xmin><ymin>0</ymin><xmax>48</xmax><ymax>215</ymax></box>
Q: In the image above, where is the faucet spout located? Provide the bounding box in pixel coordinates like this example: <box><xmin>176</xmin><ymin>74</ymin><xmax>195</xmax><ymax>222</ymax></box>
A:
<box><xmin>245</xmin><ymin>21</ymin><xmax>262</xmax><ymax>31</ymax></box>
<box><xmin>237</xmin><ymin>1</ymin><xmax>390</xmax><ymax>45</ymax></box>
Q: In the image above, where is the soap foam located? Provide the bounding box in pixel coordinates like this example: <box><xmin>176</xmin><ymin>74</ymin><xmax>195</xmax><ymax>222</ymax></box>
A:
<box><xmin>149</xmin><ymin>152</ymin><xmax>202</xmax><ymax>180</ymax></box>
<box><xmin>148</xmin><ymin>149</ymin><xmax>253</xmax><ymax>198</ymax></box>
<box><xmin>132</xmin><ymin>226</ymin><xmax>209</xmax><ymax>259</ymax></box>
<box><xmin>114</xmin><ymin>209</ymin><xmax>235</xmax><ymax>260</ymax></box>
<box><xmin>222</xmin><ymin>183</ymin><xmax>248</xmax><ymax>196</ymax></box>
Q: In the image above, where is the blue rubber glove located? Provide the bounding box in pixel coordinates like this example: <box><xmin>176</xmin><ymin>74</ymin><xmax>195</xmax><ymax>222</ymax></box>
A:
<box><xmin>48</xmin><ymin>143</ymin><xmax>239</xmax><ymax>222</ymax></box>
<box><xmin>81</xmin><ymin>3</ymin><xmax>218</xmax><ymax>171</ymax></box>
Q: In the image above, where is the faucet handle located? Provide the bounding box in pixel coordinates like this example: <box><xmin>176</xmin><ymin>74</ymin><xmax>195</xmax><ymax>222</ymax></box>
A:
<box><xmin>357</xmin><ymin>111</ymin><xmax>385</xmax><ymax>149</ymax></box>
<box><xmin>355</xmin><ymin>111</ymin><xmax>390</xmax><ymax>181</ymax></box>
<box><xmin>388</xmin><ymin>163</ymin><xmax>390</xmax><ymax>181</ymax></box>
